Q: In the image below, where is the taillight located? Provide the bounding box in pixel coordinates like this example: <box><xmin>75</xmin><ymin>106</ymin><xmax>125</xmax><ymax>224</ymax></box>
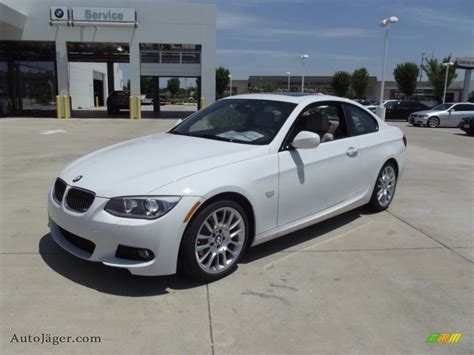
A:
<box><xmin>403</xmin><ymin>134</ymin><xmax>407</xmax><ymax>147</ymax></box>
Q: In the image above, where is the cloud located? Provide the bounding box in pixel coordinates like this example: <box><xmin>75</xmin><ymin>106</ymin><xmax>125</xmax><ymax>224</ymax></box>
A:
<box><xmin>394</xmin><ymin>6</ymin><xmax>472</xmax><ymax>28</ymax></box>
<box><xmin>217</xmin><ymin>10</ymin><xmax>372</xmax><ymax>38</ymax></box>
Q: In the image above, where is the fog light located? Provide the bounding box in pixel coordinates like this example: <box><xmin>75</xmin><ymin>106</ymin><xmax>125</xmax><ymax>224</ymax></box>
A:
<box><xmin>138</xmin><ymin>249</ymin><xmax>151</xmax><ymax>260</ymax></box>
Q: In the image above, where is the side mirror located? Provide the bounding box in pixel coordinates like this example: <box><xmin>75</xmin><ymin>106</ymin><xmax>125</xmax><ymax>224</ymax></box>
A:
<box><xmin>173</xmin><ymin>118</ymin><xmax>183</xmax><ymax>126</ymax></box>
<box><xmin>291</xmin><ymin>131</ymin><xmax>320</xmax><ymax>149</ymax></box>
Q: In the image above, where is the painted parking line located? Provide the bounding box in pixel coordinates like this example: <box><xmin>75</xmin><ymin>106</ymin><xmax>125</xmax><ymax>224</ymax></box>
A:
<box><xmin>40</xmin><ymin>129</ymin><xmax>67</xmax><ymax>135</ymax></box>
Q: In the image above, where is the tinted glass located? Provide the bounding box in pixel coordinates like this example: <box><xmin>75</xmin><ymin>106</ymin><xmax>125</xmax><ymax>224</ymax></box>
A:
<box><xmin>171</xmin><ymin>99</ymin><xmax>297</xmax><ymax>145</ymax></box>
<box><xmin>345</xmin><ymin>104</ymin><xmax>378</xmax><ymax>135</ymax></box>
<box><xmin>454</xmin><ymin>104</ymin><xmax>474</xmax><ymax>111</ymax></box>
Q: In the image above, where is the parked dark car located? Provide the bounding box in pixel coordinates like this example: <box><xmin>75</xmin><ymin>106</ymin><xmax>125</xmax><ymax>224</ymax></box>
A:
<box><xmin>369</xmin><ymin>100</ymin><xmax>429</xmax><ymax>120</ymax></box>
<box><xmin>107</xmin><ymin>91</ymin><xmax>130</xmax><ymax>113</ymax></box>
<box><xmin>353</xmin><ymin>99</ymin><xmax>372</xmax><ymax>106</ymax></box>
<box><xmin>458</xmin><ymin>115</ymin><xmax>474</xmax><ymax>135</ymax></box>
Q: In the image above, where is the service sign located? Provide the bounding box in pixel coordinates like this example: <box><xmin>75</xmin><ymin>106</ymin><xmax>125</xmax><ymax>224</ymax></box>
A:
<box><xmin>456</xmin><ymin>57</ymin><xmax>474</xmax><ymax>70</ymax></box>
<box><xmin>72</xmin><ymin>7</ymin><xmax>136</xmax><ymax>22</ymax></box>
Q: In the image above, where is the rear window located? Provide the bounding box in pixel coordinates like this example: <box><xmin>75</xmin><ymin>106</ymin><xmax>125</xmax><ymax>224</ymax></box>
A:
<box><xmin>345</xmin><ymin>104</ymin><xmax>378</xmax><ymax>136</ymax></box>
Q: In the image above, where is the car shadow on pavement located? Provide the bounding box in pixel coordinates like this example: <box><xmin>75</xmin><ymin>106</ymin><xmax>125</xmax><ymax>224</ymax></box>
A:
<box><xmin>242</xmin><ymin>208</ymin><xmax>363</xmax><ymax>264</ymax></box>
<box><xmin>38</xmin><ymin>234</ymin><xmax>204</xmax><ymax>297</ymax></box>
<box><xmin>39</xmin><ymin>208</ymin><xmax>363</xmax><ymax>296</ymax></box>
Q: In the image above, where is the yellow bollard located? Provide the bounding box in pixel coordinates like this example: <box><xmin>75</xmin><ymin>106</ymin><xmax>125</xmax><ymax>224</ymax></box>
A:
<box><xmin>56</xmin><ymin>95</ymin><xmax>62</xmax><ymax>119</ymax></box>
<box><xmin>129</xmin><ymin>95</ymin><xmax>134</xmax><ymax>119</ymax></box>
<box><xmin>136</xmin><ymin>96</ymin><xmax>142</xmax><ymax>120</ymax></box>
<box><xmin>63</xmin><ymin>96</ymin><xmax>69</xmax><ymax>119</ymax></box>
<box><xmin>95</xmin><ymin>96</ymin><xmax>99</xmax><ymax>108</ymax></box>
<box><xmin>199</xmin><ymin>96</ymin><xmax>205</xmax><ymax>109</ymax></box>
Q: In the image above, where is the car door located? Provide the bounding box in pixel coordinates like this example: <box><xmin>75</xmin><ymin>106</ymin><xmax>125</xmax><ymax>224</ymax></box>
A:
<box><xmin>443</xmin><ymin>104</ymin><xmax>465</xmax><ymax>127</ymax></box>
<box><xmin>450</xmin><ymin>104</ymin><xmax>474</xmax><ymax>127</ymax></box>
<box><xmin>343</xmin><ymin>103</ymin><xmax>385</xmax><ymax>190</ymax></box>
<box><xmin>277</xmin><ymin>101</ymin><xmax>363</xmax><ymax>226</ymax></box>
<box><xmin>384</xmin><ymin>101</ymin><xmax>397</xmax><ymax>119</ymax></box>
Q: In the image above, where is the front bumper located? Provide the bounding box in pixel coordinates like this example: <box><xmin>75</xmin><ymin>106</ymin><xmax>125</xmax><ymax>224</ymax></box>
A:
<box><xmin>409</xmin><ymin>115</ymin><xmax>429</xmax><ymax>125</ymax></box>
<box><xmin>48</xmin><ymin>185</ymin><xmax>201</xmax><ymax>276</ymax></box>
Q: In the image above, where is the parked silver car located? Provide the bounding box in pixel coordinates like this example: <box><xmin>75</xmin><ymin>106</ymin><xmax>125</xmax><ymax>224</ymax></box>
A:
<box><xmin>409</xmin><ymin>103</ymin><xmax>474</xmax><ymax>128</ymax></box>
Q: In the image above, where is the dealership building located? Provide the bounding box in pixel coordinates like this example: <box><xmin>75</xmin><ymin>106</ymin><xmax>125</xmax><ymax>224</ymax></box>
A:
<box><xmin>0</xmin><ymin>0</ymin><xmax>216</xmax><ymax>116</ymax></box>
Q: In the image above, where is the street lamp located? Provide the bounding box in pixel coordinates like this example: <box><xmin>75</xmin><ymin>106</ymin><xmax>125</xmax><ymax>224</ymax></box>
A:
<box><xmin>442</xmin><ymin>61</ymin><xmax>454</xmax><ymax>104</ymax></box>
<box><xmin>419</xmin><ymin>52</ymin><xmax>426</xmax><ymax>82</ymax></box>
<box><xmin>228</xmin><ymin>74</ymin><xmax>232</xmax><ymax>96</ymax></box>
<box><xmin>286</xmin><ymin>72</ymin><xmax>291</xmax><ymax>92</ymax></box>
<box><xmin>300</xmin><ymin>54</ymin><xmax>309</xmax><ymax>93</ymax></box>
<box><xmin>377</xmin><ymin>16</ymin><xmax>398</xmax><ymax>120</ymax></box>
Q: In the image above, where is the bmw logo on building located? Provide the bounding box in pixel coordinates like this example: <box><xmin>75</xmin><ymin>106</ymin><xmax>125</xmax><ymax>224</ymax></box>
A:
<box><xmin>50</xmin><ymin>7</ymin><xmax>68</xmax><ymax>21</ymax></box>
<box><xmin>54</xmin><ymin>8</ymin><xmax>64</xmax><ymax>18</ymax></box>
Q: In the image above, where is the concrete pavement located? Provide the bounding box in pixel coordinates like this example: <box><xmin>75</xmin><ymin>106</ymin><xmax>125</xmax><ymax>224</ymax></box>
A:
<box><xmin>0</xmin><ymin>119</ymin><xmax>472</xmax><ymax>354</ymax></box>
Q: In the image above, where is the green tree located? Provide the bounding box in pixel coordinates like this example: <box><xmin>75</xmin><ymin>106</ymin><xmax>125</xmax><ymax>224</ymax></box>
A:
<box><xmin>140</xmin><ymin>77</ymin><xmax>153</xmax><ymax>95</ymax></box>
<box><xmin>351</xmin><ymin>68</ymin><xmax>369</xmax><ymax>98</ymax></box>
<box><xmin>216</xmin><ymin>67</ymin><xmax>230</xmax><ymax>99</ymax></box>
<box><xmin>422</xmin><ymin>56</ymin><xmax>457</xmax><ymax>102</ymax></box>
<box><xmin>393</xmin><ymin>62</ymin><xmax>420</xmax><ymax>99</ymax></box>
<box><xmin>331</xmin><ymin>71</ymin><xmax>351</xmax><ymax>97</ymax></box>
<box><xmin>263</xmin><ymin>84</ymin><xmax>275</xmax><ymax>92</ymax></box>
<box><xmin>167</xmin><ymin>77</ymin><xmax>180</xmax><ymax>97</ymax></box>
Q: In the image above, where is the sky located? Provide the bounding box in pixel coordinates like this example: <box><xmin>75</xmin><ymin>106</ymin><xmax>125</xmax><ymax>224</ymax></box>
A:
<box><xmin>122</xmin><ymin>0</ymin><xmax>473</xmax><ymax>85</ymax></box>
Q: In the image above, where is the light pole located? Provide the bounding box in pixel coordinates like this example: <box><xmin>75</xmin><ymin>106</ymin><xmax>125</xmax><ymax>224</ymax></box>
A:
<box><xmin>228</xmin><ymin>74</ymin><xmax>232</xmax><ymax>96</ymax></box>
<box><xmin>286</xmin><ymin>72</ymin><xmax>291</xmax><ymax>92</ymax></box>
<box><xmin>300</xmin><ymin>54</ymin><xmax>309</xmax><ymax>93</ymax></box>
<box><xmin>377</xmin><ymin>16</ymin><xmax>398</xmax><ymax>120</ymax></box>
<box><xmin>419</xmin><ymin>52</ymin><xmax>426</xmax><ymax>82</ymax></box>
<box><xmin>442</xmin><ymin>61</ymin><xmax>454</xmax><ymax>104</ymax></box>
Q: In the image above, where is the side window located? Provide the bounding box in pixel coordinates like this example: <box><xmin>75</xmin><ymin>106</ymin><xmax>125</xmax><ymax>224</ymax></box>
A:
<box><xmin>455</xmin><ymin>104</ymin><xmax>474</xmax><ymax>111</ymax></box>
<box><xmin>289</xmin><ymin>102</ymin><xmax>348</xmax><ymax>143</ymax></box>
<box><xmin>345</xmin><ymin>104</ymin><xmax>378</xmax><ymax>136</ymax></box>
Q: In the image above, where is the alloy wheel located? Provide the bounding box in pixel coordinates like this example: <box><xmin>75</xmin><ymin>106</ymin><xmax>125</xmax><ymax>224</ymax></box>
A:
<box><xmin>428</xmin><ymin>117</ymin><xmax>439</xmax><ymax>128</ymax></box>
<box><xmin>194</xmin><ymin>207</ymin><xmax>246</xmax><ymax>274</ymax></box>
<box><xmin>376</xmin><ymin>165</ymin><xmax>396</xmax><ymax>208</ymax></box>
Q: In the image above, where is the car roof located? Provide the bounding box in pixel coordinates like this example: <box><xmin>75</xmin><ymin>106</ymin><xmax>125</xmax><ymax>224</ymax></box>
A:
<box><xmin>223</xmin><ymin>93</ymin><xmax>354</xmax><ymax>105</ymax></box>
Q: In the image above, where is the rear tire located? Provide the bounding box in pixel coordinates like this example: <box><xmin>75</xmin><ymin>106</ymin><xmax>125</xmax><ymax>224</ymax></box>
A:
<box><xmin>427</xmin><ymin>117</ymin><xmax>440</xmax><ymax>128</ymax></box>
<box><xmin>179</xmin><ymin>200</ymin><xmax>249</xmax><ymax>282</ymax></box>
<box><xmin>368</xmin><ymin>162</ymin><xmax>398</xmax><ymax>212</ymax></box>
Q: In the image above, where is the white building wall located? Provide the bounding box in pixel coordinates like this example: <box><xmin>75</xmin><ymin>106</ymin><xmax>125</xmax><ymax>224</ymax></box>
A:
<box><xmin>113</xmin><ymin>63</ymin><xmax>124</xmax><ymax>90</ymax></box>
<box><xmin>68</xmin><ymin>63</ymin><xmax>107</xmax><ymax>109</ymax></box>
<box><xmin>1</xmin><ymin>0</ymin><xmax>217</xmax><ymax>109</ymax></box>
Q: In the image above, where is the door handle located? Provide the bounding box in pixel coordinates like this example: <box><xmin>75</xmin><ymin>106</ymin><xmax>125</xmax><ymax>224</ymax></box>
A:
<box><xmin>346</xmin><ymin>147</ymin><xmax>358</xmax><ymax>158</ymax></box>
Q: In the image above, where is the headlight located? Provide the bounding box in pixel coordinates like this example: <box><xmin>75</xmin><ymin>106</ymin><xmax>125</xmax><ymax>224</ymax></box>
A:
<box><xmin>104</xmin><ymin>196</ymin><xmax>181</xmax><ymax>219</ymax></box>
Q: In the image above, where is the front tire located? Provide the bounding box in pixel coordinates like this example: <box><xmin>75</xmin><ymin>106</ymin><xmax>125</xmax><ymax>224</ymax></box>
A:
<box><xmin>368</xmin><ymin>162</ymin><xmax>397</xmax><ymax>212</ymax></box>
<box><xmin>179</xmin><ymin>200</ymin><xmax>249</xmax><ymax>282</ymax></box>
<box><xmin>427</xmin><ymin>117</ymin><xmax>440</xmax><ymax>128</ymax></box>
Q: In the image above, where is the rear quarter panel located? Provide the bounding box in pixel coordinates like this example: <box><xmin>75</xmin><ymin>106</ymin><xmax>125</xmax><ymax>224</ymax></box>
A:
<box><xmin>353</xmin><ymin>123</ymin><xmax>406</xmax><ymax>196</ymax></box>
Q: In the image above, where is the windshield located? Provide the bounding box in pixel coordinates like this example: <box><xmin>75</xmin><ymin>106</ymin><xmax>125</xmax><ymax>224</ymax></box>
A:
<box><xmin>432</xmin><ymin>103</ymin><xmax>453</xmax><ymax>111</ymax></box>
<box><xmin>170</xmin><ymin>99</ymin><xmax>297</xmax><ymax>145</ymax></box>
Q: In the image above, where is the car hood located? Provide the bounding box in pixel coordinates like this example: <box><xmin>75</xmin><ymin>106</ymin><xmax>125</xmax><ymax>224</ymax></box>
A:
<box><xmin>59</xmin><ymin>132</ymin><xmax>268</xmax><ymax>197</ymax></box>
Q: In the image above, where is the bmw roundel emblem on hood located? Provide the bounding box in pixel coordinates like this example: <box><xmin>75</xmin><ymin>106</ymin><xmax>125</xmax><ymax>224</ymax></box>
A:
<box><xmin>73</xmin><ymin>175</ymin><xmax>83</xmax><ymax>182</ymax></box>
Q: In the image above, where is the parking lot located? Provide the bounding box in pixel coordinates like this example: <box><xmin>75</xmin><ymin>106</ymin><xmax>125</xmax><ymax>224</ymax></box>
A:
<box><xmin>0</xmin><ymin>118</ymin><xmax>472</xmax><ymax>354</ymax></box>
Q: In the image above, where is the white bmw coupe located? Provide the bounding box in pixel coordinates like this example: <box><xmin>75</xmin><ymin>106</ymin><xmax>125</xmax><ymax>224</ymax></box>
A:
<box><xmin>48</xmin><ymin>94</ymin><xmax>406</xmax><ymax>281</ymax></box>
